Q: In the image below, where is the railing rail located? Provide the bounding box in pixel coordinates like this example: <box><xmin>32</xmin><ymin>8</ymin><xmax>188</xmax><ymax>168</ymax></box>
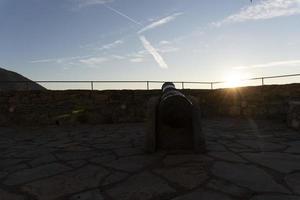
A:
<box><xmin>0</xmin><ymin>73</ymin><xmax>299</xmax><ymax>90</ymax></box>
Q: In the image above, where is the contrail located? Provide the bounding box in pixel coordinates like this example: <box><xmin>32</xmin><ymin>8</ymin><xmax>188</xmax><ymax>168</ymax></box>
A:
<box><xmin>103</xmin><ymin>4</ymin><xmax>142</xmax><ymax>26</ymax></box>
<box><xmin>139</xmin><ymin>35</ymin><xmax>168</xmax><ymax>69</ymax></box>
<box><xmin>102</xmin><ymin>4</ymin><xmax>170</xmax><ymax>69</ymax></box>
<box><xmin>138</xmin><ymin>12</ymin><xmax>183</xmax><ymax>34</ymax></box>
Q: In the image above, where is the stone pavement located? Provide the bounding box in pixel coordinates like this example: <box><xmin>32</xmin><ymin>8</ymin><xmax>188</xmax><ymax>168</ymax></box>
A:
<box><xmin>0</xmin><ymin>118</ymin><xmax>300</xmax><ymax>200</ymax></box>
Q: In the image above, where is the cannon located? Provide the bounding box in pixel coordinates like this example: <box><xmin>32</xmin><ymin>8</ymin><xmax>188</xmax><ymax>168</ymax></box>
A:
<box><xmin>145</xmin><ymin>82</ymin><xmax>206</xmax><ymax>153</ymax></box>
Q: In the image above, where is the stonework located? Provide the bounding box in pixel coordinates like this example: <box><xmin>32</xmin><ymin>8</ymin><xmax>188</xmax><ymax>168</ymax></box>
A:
<box><xmin>106</xmin><ymin>172</ymin><xmax>176</xmax><ymax>200</ymax></box>
<box><xmin>0</xmin><ymin>84</ymin><xmax>300</xmax><ymax>126</ymax></box>
<box><xmin>288</xmin><ymin>101</ymin><xmax>300</xmax><ymax>130</ymax></box>
<box><xmin>0</xmin><ymin>119</ymin><xmax>300</xmax><ymax>199</ymax></box>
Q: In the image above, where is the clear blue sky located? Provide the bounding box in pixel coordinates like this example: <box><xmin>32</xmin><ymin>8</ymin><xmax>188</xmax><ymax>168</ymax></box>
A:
<box><xmin>1</xmin><ymin>0</ymin><xmax>300</xmax><ymax>84</ymax></box>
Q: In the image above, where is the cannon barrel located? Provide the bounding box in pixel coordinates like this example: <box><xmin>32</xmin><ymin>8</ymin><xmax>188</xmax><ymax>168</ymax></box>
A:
<box><xmin>145</xmin><ymin>82</ymin><xmax>206</xmax><ymax>153</ymax></box>
<box><xmin>159</xmin><ymin>82</ymin><xmax>192</xmax><ymax>128</ymax></box>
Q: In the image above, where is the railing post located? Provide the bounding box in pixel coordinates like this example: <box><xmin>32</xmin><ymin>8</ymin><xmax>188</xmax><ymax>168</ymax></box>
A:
<box><xmin>146</xmin><ymin>81</ymin><xmax>149</xmax><ymax>90</ymax></box>
<box><xmin>182</xmin><ymin>82</ymin><xmax>184</xmax><ymax>89</ymax></box>
<box><xmin>261</xmin><ymin>78</ymin><xmax>264</xmax><ymax>86</ymax></box>
<box><xmin>211</xmin><ymin>82</ymin><xmax>214</xmax><ymax>90</ymax></box>
<box><xmin>91</xmin><ymin>81</ymin><xmax>94</xmax><ymax>91</ymax></box>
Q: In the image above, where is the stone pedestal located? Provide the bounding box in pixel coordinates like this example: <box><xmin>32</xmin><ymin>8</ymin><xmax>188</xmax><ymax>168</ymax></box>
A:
<box><xmin>287</xmin><ymin>101</ymin><xmax>300</xmax><ymax>131</ymax></box>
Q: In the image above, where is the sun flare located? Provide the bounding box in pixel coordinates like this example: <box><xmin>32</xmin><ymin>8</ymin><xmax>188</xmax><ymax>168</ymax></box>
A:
<box><xmin>224</xmin><ymin>73</ymin><xmax>244</xmax><ymax>88</ymax></box>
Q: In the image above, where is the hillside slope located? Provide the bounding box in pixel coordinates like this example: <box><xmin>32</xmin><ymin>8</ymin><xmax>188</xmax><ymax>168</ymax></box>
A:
<box><xmin>0</xmin><ymin>67</ymin><xmax>45</xmax><ymax>91</ymax></box>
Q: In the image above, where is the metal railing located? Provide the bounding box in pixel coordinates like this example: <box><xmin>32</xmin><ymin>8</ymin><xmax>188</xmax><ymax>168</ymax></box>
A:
<box><xmin>213</xmin><ymin>73</ymin><xmax>300</xmax><ymax>89</ymax></box>
<box><xmin>0</xmin><ymin>73</ymin><xmax>299</xmax><ymax>90</ymax></box>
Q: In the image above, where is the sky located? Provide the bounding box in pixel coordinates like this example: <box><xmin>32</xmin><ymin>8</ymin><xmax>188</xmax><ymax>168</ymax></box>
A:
<box><xmin>0</xmin><ymin>0</ymin><xmax>300</xmax><ymax>88</ymax></box>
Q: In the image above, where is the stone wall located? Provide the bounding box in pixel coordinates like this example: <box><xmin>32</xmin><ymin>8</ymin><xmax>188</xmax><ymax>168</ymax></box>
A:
<box><xmin>0</xmin><ymin>84</ymin><xmax>300</xmax><ymax>126</ymax></box>
<box><xmin>287</xmin><ymin>101</ymin><xmax>300</xmax><ymax>130</ymax></box>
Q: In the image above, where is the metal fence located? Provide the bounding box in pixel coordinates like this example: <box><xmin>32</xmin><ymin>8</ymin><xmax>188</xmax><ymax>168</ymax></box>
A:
<box><xmin>0</xmin><ymin>73</ymin><xmax>300</xmax><ymax>90</ymax></box>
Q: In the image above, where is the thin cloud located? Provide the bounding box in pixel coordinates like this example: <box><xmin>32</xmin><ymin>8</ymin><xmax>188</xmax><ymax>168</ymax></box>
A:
<box><xmin>72</xmin><ymin>0</ymin><xmax>113</xmax><ymax>8</ymax></box>
<box><xmin>157</xmin><ymin>40</ymin><xmax>180</xmax><ymax>53</ymax></box>
<box><xmin>158</xmin><ymin>46</ymin><xmax>179</xmax><ymax>53</ymax></box>
<box><xmin>30</xmin><ymin>58</ymin><xmax>58</xmax><ymax>64</ymax></box>
<box><xmin>79</xmin><ymin>57</ymin><xmax>108</xmax><ymax>66</ymax></box>
<box><xmin>30</xmin><ymin>55</ymin><xmax>91</xmax><ymax>64</ymax></box>
<box><xmin>159</xmin><ymin>40</ymin><xmax>171</xmax><ymax>45</ymax></box>
<box><xmin>234</xmin><ymin>59</ymin><xmax>300</xmax><ymax>70</ymax></box>
<box><xmin>130</xmin><ymin>57</ymin><xmax>144</xmax><ymax>63</ymax></box>
<box><xmin>138</xmin><ymin>12</ymin><xmax>183</xmax><ymax>34</ymax></box>
<box><xmin>111</xmin><ymin>55</ymin><xmax>126</xmax><ymax>60</ymax></box>
<box><xmin>170</xmin><ymin>28</ymin><xmax>204</xmax><ymax>44</ymax></box>
<box><xmin>139</xmin><ymin>35</ymin><xmax>168</xmax><ymax>69</ymax></box>
<box><xmin>126</xmin><ymin>50</ymin><xmax>146</xmax><ymax>63</ymax></box>
<box><xmin>213</xmin><ymin>0</ymin><xmax>300</xmax><ymax>27</ymax></box>
<box><xmin>96</xmin><ymin>39</ymin><xmax>123</xmax><ymax>51</ymax></box>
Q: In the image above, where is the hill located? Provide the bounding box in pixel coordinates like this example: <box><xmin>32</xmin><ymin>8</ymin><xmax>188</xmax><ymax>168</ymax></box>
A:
<box><xmin>0</xmin><ymin>67</ymin><xmax>45</xmax><ymax>91</ymax></box>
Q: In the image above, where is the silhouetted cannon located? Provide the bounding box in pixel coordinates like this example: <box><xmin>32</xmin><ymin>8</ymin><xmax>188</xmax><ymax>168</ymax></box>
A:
<box><xmin>145</xmin><ymin>82</ymin><xmax>206</xmax><ymax>153</ymax></box>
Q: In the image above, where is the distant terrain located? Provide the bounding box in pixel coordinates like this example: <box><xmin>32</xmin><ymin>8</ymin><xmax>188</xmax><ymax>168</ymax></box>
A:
<box><xmin>0</xmin><ymin>67</ymin><xmax>45</xmax><ymax>91</ymax></box>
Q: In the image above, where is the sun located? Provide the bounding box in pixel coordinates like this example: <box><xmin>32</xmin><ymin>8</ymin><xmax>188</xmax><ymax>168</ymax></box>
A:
<box><xmin>224</xmin><ymin>73</ymin><xmax>244</xmax><ymax>88</ymax></box>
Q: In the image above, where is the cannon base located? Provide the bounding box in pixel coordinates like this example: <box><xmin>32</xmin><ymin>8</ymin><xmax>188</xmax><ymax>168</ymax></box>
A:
<box><xmin>145</xmin><ymin>96</ymin><xmax>206</xmax><ymax>154</ymax></box>
<box><xmin>157</xmin><ymin>126</ymin><xmax>194</xmax><ymax>150</ymax></box>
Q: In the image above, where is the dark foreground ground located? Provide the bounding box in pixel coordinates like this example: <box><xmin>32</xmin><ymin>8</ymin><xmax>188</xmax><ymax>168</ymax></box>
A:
<box><xmin>0</xmin><ymin>119</ymin><xmax>300</xmax><ymax>200</ymax></box>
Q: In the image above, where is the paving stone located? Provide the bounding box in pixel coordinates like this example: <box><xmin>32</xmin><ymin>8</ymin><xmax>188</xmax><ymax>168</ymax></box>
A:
<box><xmin>208</xmin><ymin>152</ymin><xmax>248</xmax><ymax>163</ymax></box>
<box><xmin>0</xmin><ymin>140</ymin><xmax>15</xmax><ymax>149</ymax></box>
<box><xmin>106</xmin><ymin>172</ymin><xmax>176</xmax><ymax>200</ymax></box>
<box><xmin>207</xmin><ymin>179</ymin><xmax>252</xmax><ymax>198</ymax></box>
<box><xmin>0</xmin><ymin>171</ymin><xmax>9</xmax><ymax>179</ymax></box>
<box><xmin>101</xmin><ymin>171</ymin><xmax>129</xmax><ymax>186</ymax></box>
<box><xmin>286</xmin><ymin>146</ymin><xmax>300</xmax><ymax>153</ymax></box>
<box><xmin>22</xmin><ymin>165</ymin><xmax>109</xmax><ymax>200</ymax></box>
<box><xmin>220</xmin><ymin>141</ymin><xmax>248</xmax><ymax>149</ymax></box>
<box><xmin>69</xmin><ymin>189</ymin><xmax>104</xmax><ymax>200</ymax></box>
<box><xmin>236</xmin><ymin>139</ymin><xmax>286</xmax><ymax>151</ymax></box>
<box><xmin>163</xmin><ymin>154</ymin><xmax>212</xmax><ymax>166</ymax></box>
<box><xmin>55</xmin><ymin>151</ymin><xmax>100</xmax><ymax>161</ymax></box>
<box><xmin>285</xmin><ymin>141</ymin><xmax>300</xmax><ymax>153</ymax></box>
<box><xmin>171</xmin><ymin>189</ymin><xmax>235</xmax><ymax>200</ymax></box>
<box><xmin>29</xmin><ymin>154</ymin><xmax>57</xmax><ymax>167</ymax></box>
<box><xmin>250</xmin><ymin>194</ymin><xmax>300</xmax><ymax>200</ymax></box>
<box><xmin>4</xmin><ymin>163</ymin><xmax>71</xmax><ymax>185</ymax></box>
<box><xmin>1</xmin><ymin>120</ymin><xmax>300</xmax><ymax>200</ymax></box>
<box><xmin>0</xmin><ymin>189</ymin><xmax>25</xmax><ymax>200</ymax></box>
<box><xmin>62</xmin><ymin>143</ymin><xmax>92</xmax><ymax>152</ymax></box>
<box><xmin>154</xmin><ymin>162</ymin><xmax>208</xmax><ymax>189</ymax></box>
<box><xmin>96</xmin><ymin>142</ymin><xmax>132</xmax><ymax>150</ymax></box>
<box><xmin>0</xmin><ymin>128</ymin><xmax>14</xmax><ymax>135</ymax></box>
<box><xmin>0</xmin><ymin>159</ymin><xmax>26</xmax><ymax>169</ymax></box>
<box><xmin>2</xmin><ymin>163</ymin><xmax>29</xmax><ymax>173</ymax></box>
<box><xmin>212</xmin><ymin>161</ymin><xmax>289</xmax><ymax>193</ymax></box>
<box><xmin>114</xmin><ymin>147</ymin><xmax>144</xmax><ymax>157</ymax></box>
<box><xmin>228</xmin><ymin>148</ymin><xmax>256</xmax><ymax>153</ymax></box>
<box><xmin>241</xmin><ymin>152</ymin><xmax>300</xmax><ymax>173</ymax></box>
<box><xmin>16</xmin><ymin>148</ymin><xmax>54</xmax><ymax>158</ymax></box>
<box><xmin>206</xmin><ymin>143</ymin><xmax>227</xmax><ymax>152</ymax></box>
<box><xmin>45</xmin><ymin>140</ymin><xmax>71</xmax><ymax>148</ymax></box>
<box><xmin>285</xmin><ymin>172</ymin><xmax>300</xmax><ymax>194</ymax></box>
<box><xmin>67</xmin><ymin>160</ymin><xmax>87</xmax><ymax>168</ymax></box>
<box><xmin>103</xmin><ymin>155</ymin><xmax>161</xmax><ymax>172</ymax></box>
<box><xmin>89</xmin><ymin>152</ymin><xmax>116</xmax><ymax>164</ymax></box>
